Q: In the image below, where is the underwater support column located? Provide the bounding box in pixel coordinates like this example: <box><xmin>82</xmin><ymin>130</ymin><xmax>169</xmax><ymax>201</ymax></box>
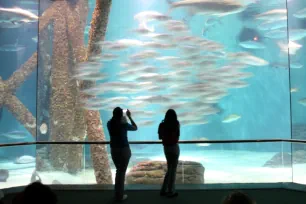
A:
<box><xmin>49</xmin><ymin>1</ymin><xmax>82</xmax><ymax>174</ymax></box>
<box><xmin>65</xmin><ymin>0</ymin><xmax>89</xmax><ymax>174</ymax></box>
<box><xmin>83</xmin><ymin>0</ymin><xmax>113</xmax><ymax>184</ymax></box>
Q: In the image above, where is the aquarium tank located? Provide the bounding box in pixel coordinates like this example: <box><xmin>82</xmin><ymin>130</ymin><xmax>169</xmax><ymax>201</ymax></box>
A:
<box><xmin>0</xmin><ymin>0</ymin><xmax>306</xmax><ymax>189</ymax></box>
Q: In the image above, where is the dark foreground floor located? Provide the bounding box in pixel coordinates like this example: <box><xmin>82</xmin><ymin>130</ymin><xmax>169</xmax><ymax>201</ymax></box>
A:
<box><xmin>2</xmin><ymin>186</ymin><xmax>306</xmax><ymax>204</ymax></box>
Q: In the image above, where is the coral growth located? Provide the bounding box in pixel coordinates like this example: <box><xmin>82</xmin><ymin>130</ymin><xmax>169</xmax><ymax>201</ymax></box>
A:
<box><xmin>83</xmin><ymin>0</ymin><xmax>113</xmax><ymax>184</ymax></box>
<box><xmin>0</xmin><ymin>53</ymin><xmax>37</xmax><ymax>137</ymax></box>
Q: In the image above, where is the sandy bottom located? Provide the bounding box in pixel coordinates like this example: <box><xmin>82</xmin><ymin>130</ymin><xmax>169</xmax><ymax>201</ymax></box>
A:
<box><xmin>0</xmin><ymin>150</ymin><xmax>305</xmax><ymax>189</ymax></box>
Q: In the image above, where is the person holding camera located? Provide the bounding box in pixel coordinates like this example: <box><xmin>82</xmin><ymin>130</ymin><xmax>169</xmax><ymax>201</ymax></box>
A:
<box><xmin>107</xmin><ymin>107</ymin><xmax>138</xmax><ymax>201</ymax></box>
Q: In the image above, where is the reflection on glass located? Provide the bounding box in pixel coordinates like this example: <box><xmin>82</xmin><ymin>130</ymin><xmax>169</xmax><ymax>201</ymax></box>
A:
<box><xmin>0</xmin><ymin>142</ymin><xmax>294</xmax><ymax>188</ymax></box>
<box><xmin>288</xmin><ymin>0</ymin><xmax>306</xmax><ymax>185</ymax></box>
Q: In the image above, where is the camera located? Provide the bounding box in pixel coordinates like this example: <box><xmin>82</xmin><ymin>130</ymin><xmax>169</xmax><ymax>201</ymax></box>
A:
<box><xmin>123</xmin><ymin>109</ymin><xmax>127</xmax><ymax>115</ymax></box>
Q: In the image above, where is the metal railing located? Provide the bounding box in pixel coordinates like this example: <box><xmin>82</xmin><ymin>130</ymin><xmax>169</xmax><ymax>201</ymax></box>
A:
<box><xmin>0</xmin><ymin>139</ymin><xmax>305</xmax><ymax>147</ymax></box>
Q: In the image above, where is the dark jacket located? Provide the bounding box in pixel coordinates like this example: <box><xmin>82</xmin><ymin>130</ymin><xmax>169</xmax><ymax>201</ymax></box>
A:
<box><xmin>158</xmin><ymin>121</ymin><xmax>180</xmax><ymax>146</ymax></box>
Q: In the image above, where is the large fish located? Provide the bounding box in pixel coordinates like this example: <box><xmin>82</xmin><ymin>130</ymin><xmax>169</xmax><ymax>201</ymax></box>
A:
<box><xmin>0</xmin><ymin>7</ymin><xmax>38</xmax><ymax>24</ymax></box>
<box><xmin>166</xmin><ymin>0</ymin><xmax>245</xmax><ymax>17</ymax></box>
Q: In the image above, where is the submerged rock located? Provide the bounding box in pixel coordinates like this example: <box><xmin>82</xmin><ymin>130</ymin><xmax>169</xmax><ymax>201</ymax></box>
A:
<box><xmin>263</xmin><ymin>150</ymin><xmax>306</xmax><ymax>168</ymax></box>
<box><xmin>126</xmin><ymin>161</ymin><xmax>205</xmax><ymax>184</ymax></box>
<box><xmin>14</xmin><ymin>155</ymin><xmax>35</xmax><ymax>164</ymax></box>
<box><xmin>0</xmin><ymin>169</ymin><xmax>9</xmax><ymax>182</ymax></box>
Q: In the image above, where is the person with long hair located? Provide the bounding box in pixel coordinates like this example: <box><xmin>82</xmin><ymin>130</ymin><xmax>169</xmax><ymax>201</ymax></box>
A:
<box><xmin>107</xmin><ymin>107</ymin><xmax>137</xmax><ymax>201</ymax></box>
<box><xmin>158</xmin><ymin>109</ymin><xmax>180</xmax><ymax>198</ymax></box>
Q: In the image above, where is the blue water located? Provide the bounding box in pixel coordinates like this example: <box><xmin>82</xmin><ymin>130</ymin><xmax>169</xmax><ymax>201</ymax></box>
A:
<box><xmin>98</xmin><ymin>0</ymin><xmax>293</xmax><ymax>152</ymax></box>
<box><xmin>1</xmin><ymin>0</ymin><xmax>306</xmax><ymax>167</ymax></box>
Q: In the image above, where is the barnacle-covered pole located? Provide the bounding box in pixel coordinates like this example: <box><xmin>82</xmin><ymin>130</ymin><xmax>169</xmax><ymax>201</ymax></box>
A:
<box><xmin>0</xmin><ymin>52</ymin><xmax>38</xmax><ymax>137</ymax></box>
<box><xmin>83</xmin><ymin>0</ymin><xmax>113</xmax><ymax>184</ymax></box>
<box><xmin>48</xmin><ymin>0</ymin><xmax>87</xmax><ymax>174</ymax></box>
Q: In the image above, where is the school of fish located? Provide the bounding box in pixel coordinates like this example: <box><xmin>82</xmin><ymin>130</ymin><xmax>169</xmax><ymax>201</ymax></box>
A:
<box><xmin>2</xmin><ymin>0</ymin><xmax>306</xmax><ymax>128</ymax></box>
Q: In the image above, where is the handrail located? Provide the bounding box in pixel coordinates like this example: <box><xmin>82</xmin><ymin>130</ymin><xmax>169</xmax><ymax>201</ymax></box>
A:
<box><xmin>0</xmin><ymin>139</ymin><xmax>305</xmax><ymax>147</ymax></box>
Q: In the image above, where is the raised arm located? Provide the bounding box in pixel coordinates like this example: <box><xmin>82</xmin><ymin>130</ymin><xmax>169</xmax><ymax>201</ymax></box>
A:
<box><xmin>126</xmin><ymin>109</ymin><xmax>137</xmax><ymax>131</ymax></box>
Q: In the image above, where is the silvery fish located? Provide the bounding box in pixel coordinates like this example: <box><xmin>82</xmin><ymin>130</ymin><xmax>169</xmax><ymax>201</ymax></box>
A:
<box><xmin>167</xmin><ymin>0</ymin><xmax>245</xmax><ymax>17</ymax></box>
<box><xmin>2</xmin><ymin>131</ymin><xmax>28</xmax><ymax>140</ymax></box>
<box><xmin>0</xmin><ymin>7</ymin><xmax>38</xmax><ymax>24</ymax></box>
<box><xmin>239</xmin><ymin>40</ymin><xmax>266</xmax><ymax>49</ymax></box>
<box><xmin>255</xmin><ymin>9</ymin><xmax>287</xmax><ymax>21</ymax></box>
<box><xmin>294</xmin><ymin>8</ymin><xmax>306</xmax><ymax>18</ymax></box>
<box><xmin>134</xmin><ymin>11</ymin><xmax>170</xmax><ymax>23</ymax></box>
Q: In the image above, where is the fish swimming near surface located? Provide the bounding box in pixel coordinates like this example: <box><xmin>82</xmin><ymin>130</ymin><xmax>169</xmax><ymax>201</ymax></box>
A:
<box><xmin>134</xmin><ymin>11</ymin><xmax>170</xmax><ymax>24</ymax></box>
<box><xmin>166</xmin><ymin>0</ymin><xmax>245</xmax><ymax>17</ymax></box>
<box><xmin>0</xmin><ymin>7</ymin><xmax>38</xmax><ymax>24</ymax></box>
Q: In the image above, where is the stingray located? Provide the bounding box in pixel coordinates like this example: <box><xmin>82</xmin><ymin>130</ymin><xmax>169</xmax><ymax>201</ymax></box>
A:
<box><xmin>238</xmin><ymin>27</ymin><xmax>263</xmax><ymax>43</ymax></box>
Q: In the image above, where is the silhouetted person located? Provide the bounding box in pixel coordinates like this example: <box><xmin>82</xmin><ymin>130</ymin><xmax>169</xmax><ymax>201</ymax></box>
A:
<box><xmin>158</xmin><ymin>109</ymin><xmax>180</xmax><ymax>198</ymax></box>
<box><xmin>107</xmin><ymin>107</ymin><xmax>137</xmax><ymax>201</ymax></box>
<box><xmin>223</xmin><ymin>191</ymin><xmax>256</xmax><ymax>204</ymax></box>
<box><xmin>12</xmin><ymin>181</ymin><xmax>57</xmax><ymax>204</ymax></box>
